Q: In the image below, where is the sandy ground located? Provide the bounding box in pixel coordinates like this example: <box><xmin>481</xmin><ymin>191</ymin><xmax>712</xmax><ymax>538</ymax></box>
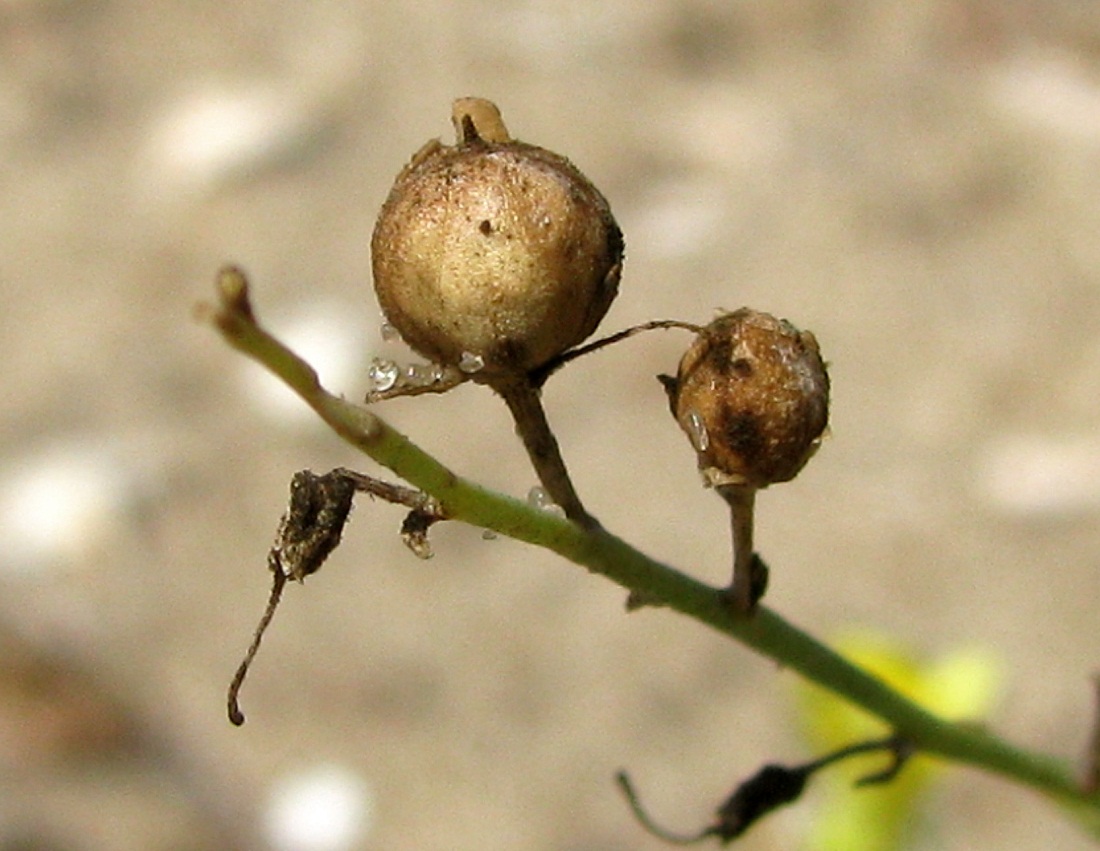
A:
<box><xmin>3</xmin><ymin>1</ymin><xmax>1100</xmax><ymax>849</ymax></box>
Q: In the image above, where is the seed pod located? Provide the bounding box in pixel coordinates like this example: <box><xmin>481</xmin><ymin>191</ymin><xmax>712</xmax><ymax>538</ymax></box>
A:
<box><xmin>371</xmin><ymin>97</ymin><xmax>623</xmax><ymax>378</ymax></box>
<box><xmin>661</xmin><ymin>308</ymin><xmax>830</xmax><ymax>490</ymax></box>
<box><xmin>661</xmin><ymin>309</ymin><xmax>829</xmax><ymax>613</ymax></box>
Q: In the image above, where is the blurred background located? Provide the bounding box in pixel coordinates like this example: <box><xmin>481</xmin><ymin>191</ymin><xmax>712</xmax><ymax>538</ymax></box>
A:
<box><xmin>2</xmin><ymin>1</ymin><xmax>1100</xmax><ymax>848</ymax></box>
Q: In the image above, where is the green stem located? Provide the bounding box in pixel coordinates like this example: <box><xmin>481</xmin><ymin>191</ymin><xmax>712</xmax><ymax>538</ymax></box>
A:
<box><xmin>203</xmin><ymin>267</ymin><xmax>1100</xmax><ymax>828</ymax></box>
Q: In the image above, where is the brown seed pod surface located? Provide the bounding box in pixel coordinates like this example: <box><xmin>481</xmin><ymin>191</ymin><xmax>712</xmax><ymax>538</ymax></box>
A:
<box><xmin>371</xmin><ymin>98</ymin><xmax>623</xmax><ymax>378</ymax></box>
<box><xmin>662</xmin><ymin>309</ymin><xmax>830</xmax><ymax>489</ymax></box>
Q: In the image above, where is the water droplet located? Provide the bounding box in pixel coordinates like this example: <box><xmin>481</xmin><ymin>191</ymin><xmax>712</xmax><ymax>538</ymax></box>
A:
<box><xmin>380</xmin><ymin>321</ymin><xmax>399</xmax><ymax>343</ymax></box>
<box><xmin>458</xmin><ymin>351</ymin><xmax>485</xmax><ymax>373</ymax></box>
<box><xmin>526</xmin><ymin>486</ymin><xmax>565</xmax><ymax>517</ymax></box>
<box><xmin>428</xmin><ymin>364</ymin><xmax>446</xmax><ymax>383</ymax></box>
<box><xmin>404</xmin><ymin>363</ymin><xmax>434</xmax><ymax>386</ymax></box>
<box><xmin>367</xmin><ymin>358</ymin><xmax>399</xmax><ymax>392</ymax></box>
<box><xmin>686</xmin><ymin>409</ymin><xmax>709</xmax><ymax>452</ymax></box>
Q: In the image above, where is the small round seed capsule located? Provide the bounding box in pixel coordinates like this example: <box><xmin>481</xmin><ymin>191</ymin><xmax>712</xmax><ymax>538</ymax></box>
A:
<box><xmin>660</xmin><ymin>309</ymin><xmax>829</xmax><ymax>614</ymax></box>
<box><xmin>662</xmin><ymin>308</ymin><xmax>830</xmax><ymax>490</ymax></box>
<box><xmin>371</xmin><ymin>98</ymin><xmax>623</xmax><ymax>379</ymax></box>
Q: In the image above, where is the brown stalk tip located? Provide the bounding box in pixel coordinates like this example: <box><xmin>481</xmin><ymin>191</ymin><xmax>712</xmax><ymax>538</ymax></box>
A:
<box><xmin>371</xmin><ymin>97</ymin><xmax>623</xmax><ymax>381</ymax></box>
<box><xmin>215</xmin><ymin>265</ymin><xmax>255</xmax><ymax>322</ymax></box>
<box><xmin>661</xmin><ymin>308</ymin><xmax>830</xmax><ymax>490</ymax></box>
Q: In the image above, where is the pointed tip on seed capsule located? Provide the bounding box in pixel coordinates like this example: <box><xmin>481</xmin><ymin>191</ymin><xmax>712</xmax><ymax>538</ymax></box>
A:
<box><xmin>663</xmin><ymin>308</ymin><xmax>830</xmax><ymax>490</ymax></box>
<box><xmin>451</xmin><ymin>97</ymin><xmax>511</xmax><ymax>144</ymax></box>
<box><xmin>371</xmin><ymin>97</ymin><xmax>623</xmax><ymax>380</ymax></box>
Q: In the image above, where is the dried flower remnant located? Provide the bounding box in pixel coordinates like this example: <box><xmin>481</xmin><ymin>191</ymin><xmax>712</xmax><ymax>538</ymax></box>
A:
<box><xmin>227</xmin><ymin>468</ymin><xmax>446</xmax><ymax>726</ymax></box>
<box><xmin>660</xmin><ymin>309</ymin><xmax>829</xmax><ymax>614</ymax></box>
<box><xmin>618</xmin><ymin>736</ymin><xmax>909</xmax><ymax>845</ymax></box>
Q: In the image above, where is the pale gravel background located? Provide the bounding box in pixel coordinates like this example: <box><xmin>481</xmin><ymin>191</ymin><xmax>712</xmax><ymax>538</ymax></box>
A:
<box><xmin>2</xmin><ymin>1</ymin><xmax>1100</xmax><ymax>849</ymax></box>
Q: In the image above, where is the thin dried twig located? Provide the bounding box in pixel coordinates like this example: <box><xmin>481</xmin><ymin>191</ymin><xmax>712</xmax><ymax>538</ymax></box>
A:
<box><xmin>531</xmin><ymin>319</ymin><xmax>701</xmax><ymax>386</ymax></box>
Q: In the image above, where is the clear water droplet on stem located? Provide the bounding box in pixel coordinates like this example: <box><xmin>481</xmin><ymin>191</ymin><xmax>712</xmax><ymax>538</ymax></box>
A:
<box><xmin>404</xmin><ymin>363</ymin><xmax>434</xmax><ymax>386</ymax></box>
<box><xmin>526</xmin><ymin>486</ymin><xmax>565</xmax><ymax>517</ymax></box>
<box><xmin>367</xmin><ymin>358</ymin><xmax>400</xmax><ymax>392</ymax></box>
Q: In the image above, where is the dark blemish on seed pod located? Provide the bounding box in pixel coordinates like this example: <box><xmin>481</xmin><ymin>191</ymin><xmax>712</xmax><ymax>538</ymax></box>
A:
<box><xmin>721</xmin><ymin>409</ymin><xmax>764</xmax><ymax>460</ymax></box>
<box><xmin>731</xmin><ymin>358</ymin><xmax>754</xmax><ymax>378</ymax></box>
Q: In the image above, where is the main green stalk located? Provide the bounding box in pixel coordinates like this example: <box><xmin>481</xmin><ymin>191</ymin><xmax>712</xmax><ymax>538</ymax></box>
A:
<box><xmin>205</xmin><ymin>267</ymin><xmax>1100</xmax><ymax>833</ymax></box>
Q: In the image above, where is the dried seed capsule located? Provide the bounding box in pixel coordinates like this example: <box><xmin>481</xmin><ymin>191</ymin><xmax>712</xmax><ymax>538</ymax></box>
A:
<box><xmin>661</xmin><ymin>309</ymin><xmax>829</xmax><ymax>614</ymax></box>
<box><xmin>662</xmin><ymin>309</ymin><xmax>830</xmax><ymax>490</ymax></box>
<box><xmin>371</xmin><ymin>97</ymin><xmax>623</xmax><ymax>379</ymax></box>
